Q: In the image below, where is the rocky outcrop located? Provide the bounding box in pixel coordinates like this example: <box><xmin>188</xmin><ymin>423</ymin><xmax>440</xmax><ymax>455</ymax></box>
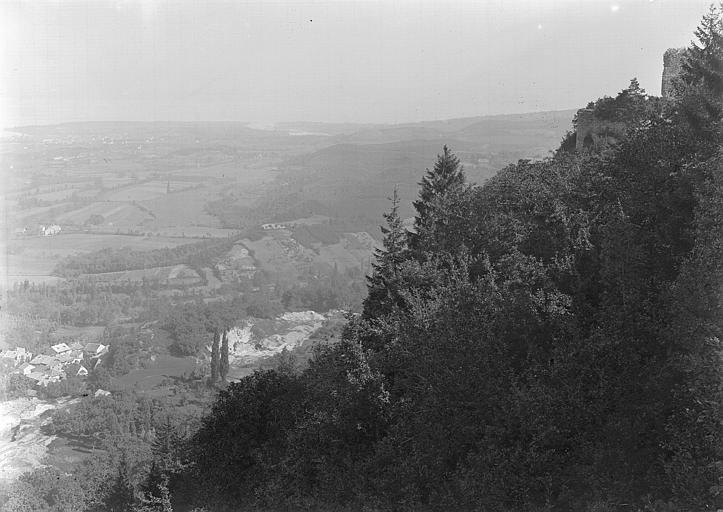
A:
<box><xmin>225</xmin><ymin>311</ymin><xmax>326</xmax><ymax>366</ymax></box>
<box><xmin>662</xmin><ymin>48</ymin><xmax>686</xmax><ymax>99</ymax></box>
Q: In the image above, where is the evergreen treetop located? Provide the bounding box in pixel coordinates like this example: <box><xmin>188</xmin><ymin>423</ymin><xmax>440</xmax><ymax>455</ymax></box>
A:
<box><xmin>412</xmin><ymin>145</ymin><xmax>466</xmax><ymax>228</ymax></box>
<box><xmin>363</xmin><ymin>186</ymin><xmax>407</xmax><ymax>320</ymax></box>
<box><xmin>410</xmin><ymin>145</ymin><xmax>470</xmax><ymax>256</ymax></box>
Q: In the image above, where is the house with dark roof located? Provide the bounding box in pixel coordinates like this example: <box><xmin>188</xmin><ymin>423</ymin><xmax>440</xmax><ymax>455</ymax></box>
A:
<box><xmin>65</xmin><ymin>362</ymin><xmax>88</xmax><ymax>377</ymax></box>
<box><xmin>30</xmin><ymin>354</ymin><xmax>59</xmax><ymax>368</ymax></box>
<box><xmin>84</xmin><ymin>343</ymin><xmax>108</xmax><ymax>357</ymax></box>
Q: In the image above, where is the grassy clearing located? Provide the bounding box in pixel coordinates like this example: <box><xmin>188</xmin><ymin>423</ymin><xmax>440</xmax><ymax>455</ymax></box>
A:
<box><xmin>50</xmin><ymin>325</ymin><xmax>105</xmax><ymax>343</ymax></box>
<box><xmin>45</xmin><ymin>435</ymin><xmax>100</xmax><ymax>474</ymax></box>
<box><xmin>115</xmin><ymin>355</ymin><xmax>197</xmax><ymax>390</ymax></box>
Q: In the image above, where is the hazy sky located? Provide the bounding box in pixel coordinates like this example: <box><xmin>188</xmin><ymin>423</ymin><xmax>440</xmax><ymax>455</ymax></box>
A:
<box><xmin>0</xmin><ymin>0</ymin><xmax>713</xmax><ymax>127</ymax></box>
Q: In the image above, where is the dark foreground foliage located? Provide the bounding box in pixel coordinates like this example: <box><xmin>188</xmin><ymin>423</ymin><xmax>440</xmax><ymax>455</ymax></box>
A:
<box><xmin>155</xmin><ymin>9</ymin><xmax>723</xmax><ymax>512</ymax></box>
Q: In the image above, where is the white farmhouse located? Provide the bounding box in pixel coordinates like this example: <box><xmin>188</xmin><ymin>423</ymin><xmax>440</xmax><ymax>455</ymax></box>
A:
<box><xmin>17</xmin><ymin>362</ymin><xmax>35</xmax><ymax>376</ymax></box>
<box><xmin>40</xmin><ymin>224</ymin><xmax>61</xmax><ymax>236</ymax></box>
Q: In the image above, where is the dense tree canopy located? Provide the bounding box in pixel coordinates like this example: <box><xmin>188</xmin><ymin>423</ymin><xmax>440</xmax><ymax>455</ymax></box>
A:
<box><xmin>164</xmin><ymin>10</ymin><xmax>722</xmax><ymax>511</ymax></box>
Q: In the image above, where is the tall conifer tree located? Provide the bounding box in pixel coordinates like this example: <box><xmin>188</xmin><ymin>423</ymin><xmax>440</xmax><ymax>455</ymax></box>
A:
<box><xmin>679</xmin><ymin>4</ymin><xmax>723</xmax><ymax>136</ymax></box>
<box><xmin>409</xmin><ymin>145</ymin><xmax>469</xmax><ymax>256</ymax></box>
<box><xmin>363</xmin><ymin>186</ymin><xmax>407</xmax><ymax>319</ymax></box>
<box><xmin>682</xmin><ymin>4</ymin><xmax>723</xmax><ymax>97</ymax></box>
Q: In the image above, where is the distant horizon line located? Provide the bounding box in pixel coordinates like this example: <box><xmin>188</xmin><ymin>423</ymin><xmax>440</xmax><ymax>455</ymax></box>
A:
<box><xmin>3</xmin><ymin>107</ymin><xmax>580</xmax><ymax>133</ymax></box>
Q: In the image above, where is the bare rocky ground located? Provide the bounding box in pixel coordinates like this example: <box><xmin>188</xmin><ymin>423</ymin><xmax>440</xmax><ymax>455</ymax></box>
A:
<box><xmin>0</xmin><ymin>397</ymin><xmax>77</xmax><ymax>484</ymax></box>
<box><xmin>226</xmin><ymin>310</ymin><xmax>326</xmax><ymax>365</ymax></box>
<box><xmin>224</xmin><ymin>309</ymin><xmax>346</xmax><ymax>379</ymax></box>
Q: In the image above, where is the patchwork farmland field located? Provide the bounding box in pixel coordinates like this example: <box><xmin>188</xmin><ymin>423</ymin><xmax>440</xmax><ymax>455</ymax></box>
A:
<box><xmin>11</xmin><ymin>203</ymin><xmax>75</xmax><ymax>225</ymax></box>
<box><xmin>31</xmin><ymin>188</ymin><xmax>84</xmax><ymax>202</ymax></box>
<box><xmin>55</xmin><ymin>202</ymin><xmax>150</xmax><ymax>227</ymax></box>
<box><xmin>140</xmin><ymin>226</ymin><xmax>239</xmax><ymax>238</ymax></box>
<box><xmin>241</xmin><ymin>232</ymin><xmax>315</xmax><ymax>278</ymax></box>
<box><xmin>139</xmin><ymin>185</ymin><xmax>223</xmax><ymax>228</ymax></box>
<box><xmin>103</xmin><ymin>180</ymin><xmax>199</xmax><ymax>201</ymax></box>
<box><xmin>0</xmin><ymin>234</ymin><xmax>205</xmax><ymax>286</ymax></box>
<box><xmin>80</xmin><ymin>264</ymin><xmax>201</xmax><ymax>285</ymax></box>
<box><xmin>8</xmin><ymin>233</ymin><xmax>201</xmax><ymax>253</ymax></box>
<box><xmin>240</xmin><ymin>229</ymin><xmax>376</xmax><ymax>282</ymax></box>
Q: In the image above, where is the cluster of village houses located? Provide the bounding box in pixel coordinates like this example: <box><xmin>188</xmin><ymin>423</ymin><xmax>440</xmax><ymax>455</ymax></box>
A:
<box><xmin>1</xmin><ymin>342</ymin><xmax>108</xmax><ymax>386</ymax></box>
<box><xmin>13</xmin><ymin>224</ymin><xmax>62</xmax><ymax>237</ymax></box>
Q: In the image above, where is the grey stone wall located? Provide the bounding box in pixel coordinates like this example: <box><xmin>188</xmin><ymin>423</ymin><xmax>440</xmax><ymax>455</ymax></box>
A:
<box><xmin>662</xmin><ymin>48</ymin><xmax>686</xmax><ymax>99</ymax></box>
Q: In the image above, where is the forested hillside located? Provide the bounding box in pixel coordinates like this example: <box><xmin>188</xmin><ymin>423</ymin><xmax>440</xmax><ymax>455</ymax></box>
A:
<box><xmin>1</xmin><ymin>7</ymin><xmax>720</xmax><ymax>512</ymax></box>
<box><xmin>166</xmin><ymin>11</ymin><xmax>721</xmax><ymax>511</ymax></box>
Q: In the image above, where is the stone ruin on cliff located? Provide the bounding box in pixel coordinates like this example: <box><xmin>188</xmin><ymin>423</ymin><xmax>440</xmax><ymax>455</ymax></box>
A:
<box><xmin>573</xmin><ymin>48</ymin><xmax>686</xmax><ymax>151</ymax></box>
<box><xmin>661</xmin><ymin>48</ymin><xmax>686</xmax><ymax>99</ymax></box>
